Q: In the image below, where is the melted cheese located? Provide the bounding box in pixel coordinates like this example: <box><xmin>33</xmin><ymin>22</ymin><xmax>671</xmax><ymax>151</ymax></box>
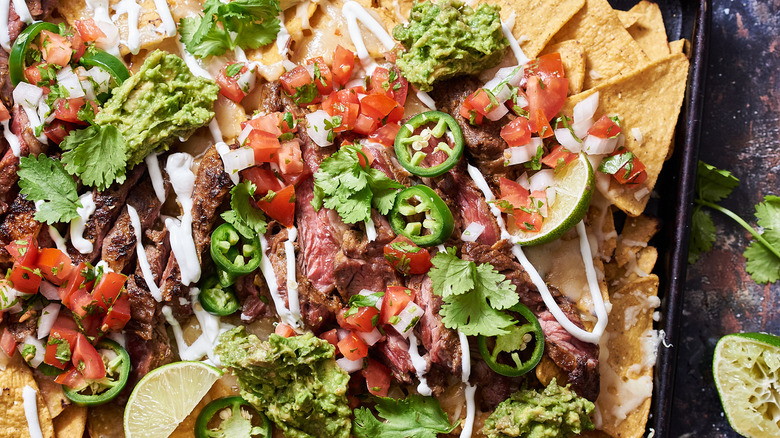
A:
<box><xmin>127</xmin><ymin>204</ymin><xmax>163</xmax><ymax>301</ymax></box>
<box><xmin>595</xmin><ymin>336</ymin><xmax>653</xmax><ymax>426</ymax></box>
<box><xmin>70</xmin><ymin>192</ymin><xmax>96</xmax><ymax>254</ymax></box>
<box><xmin>341</xmin><ymin>1</ymin><xmax>395</xmax><ymax>75</ymax></box>
<box><xmin>165</xmin><ymin>153</ymin><xmax>201</xmax><ymax>286</ymax></box>
<box><xmin>296</xmin><ymin>1</ymin><xmax>311</xmax><ymax>30</ymax></box>
<box><xmin>406</xmin><ymin>331</ymin><xmax>432</xmax><ymax>396</ymax></box>
<box><xmin>145</xmin><ymin>153</ymin><xmax>166</xmax><ymax>203</ymax></box>
<box><xmin>23</xmin><ymin>385</ymin><xmax>43</xmax><ymax>438</ymax></box>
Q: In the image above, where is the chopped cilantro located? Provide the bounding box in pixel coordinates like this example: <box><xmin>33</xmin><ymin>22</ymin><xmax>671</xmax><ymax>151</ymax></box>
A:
<box><xmin>598</xmin><ymin>150</ymin><xmax>635</xmax><ymax>179</ymax></box>
<box><xmin>353</xmin><ymin>395</ymin><xmax>456</xmax><ymax>438</ymax></box>
<box><xmin>225</xmin><ymin>62</ymin><xmax>244</xmax><ymax>77</ymax></box>
<box><xmin>18</xmin><ymin>155</ymin><xmax>82</xmax><ymax>224</ymax></box>
<box><xmin>221</xmin><ymin>181</ymin><xmax>268</xmax><ymax>239</ymax></box>
<box><xmin>347</xmin><ymin>292</ymin><xmax>385</xmax><ymax>310</ymax></box>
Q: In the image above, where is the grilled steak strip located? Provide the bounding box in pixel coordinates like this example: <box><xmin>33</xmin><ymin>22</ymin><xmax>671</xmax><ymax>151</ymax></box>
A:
<box><xmin>125</xmin><ymin>226</ymin><xmax>170</xmax><ymax>340</ymax></box>
<box><xmin>0</xmin><ymin>194</ymin><xmax>39</xmax><ymax>266</ymax></box>
<box><xmin>408</xmin><ymin>274</ymin><xmax>462</xmax><ymax>375</ymax></box>
<box><xmin>0</xmin><ymin>110</ymin><xmax>47</xmax><ymax>215</ymax></box>
<box><xmin>437</xmin><ymin>163</ymin><xmax>501</xmax><ymax>246</ymax></box>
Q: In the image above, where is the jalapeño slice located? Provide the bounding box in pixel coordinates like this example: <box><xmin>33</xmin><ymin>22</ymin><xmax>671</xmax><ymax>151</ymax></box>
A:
<box><xmin>195</xmin><ymin>396</ymin><xmax>272</xmax><ymax>438</ymax></box>
<box><xmin>199</xmin><ymin>276</ymin><xmax>240</xmax><ymax>316</ymax></box>
<box><xmin>389</xmin><ymin>185</ymin><xmax>454</xmax><ymax>247</ymax></box>
<box><xmin>210</xmin><ymin>223</ymin><xmax>262</xmax><ymax>287</ymax></box>
<box><xmin>394</xmin><ymin>111</ymin><xmax>464</xmax><ymax>177</ymax></box>
<box><xmin>9</xmin><ymin>22</ymin><xmax>59</xmax><ymax>86</ymax></box>
<box><xmin>62</xmin><ymin>339</ymin><xmax>131</xmax><ymax>406</ymax></box>
<box><xmin>478</xmin><ymin>303</ymin><xmax>545</xmax><ymax>377</ymax></box>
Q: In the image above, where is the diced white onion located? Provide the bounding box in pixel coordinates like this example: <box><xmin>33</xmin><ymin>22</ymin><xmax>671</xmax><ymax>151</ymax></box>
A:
<box><xmin>18</xmin><ymin>336</ymin><xmax>45</xmax><ymax>367</ymax></box>
<box><xmin>484</xmin><ymin>65</ymin><xmax>524</xmax><ymax>92</ymax></box>
<box><xmin>38</xmin><ymin>281</ymin><xmax>60</xmax><ymax>301</ymax></box>
<box><xmin>37</xmin><ymin>101</ymin><xmax>52</xmax><ymax>125</ymax></box>
<box><xmin>336</xmin><ymin>356</ymin><xmax>364</xmax><ymax>373</ymax></box>
<box><xmin>236</xmin><ymin>68</ymin><xmax>256</xmax><ymax>94</ymax></box>
<box><xmin>554</xmin><ymin>128</ymin><xmax>582</xmax><ymax>153</ymax></box>
<box><xmin>13</xmin><ymin>82</ymin><xmax>43</xmax><ymax>108</ymax></box>
<box><xmin>529</xmin><ymin>169</ymin><xmax>554</xmax><ymax>192</ymax></box>
<box><xmin>220</xmin><ymin>146</ymin><xmax>255</xmax><ymax>185</ymax></box>
<box><xmin>572</xmin><ymin>117</ymin><xmax>593</xmax><ymax>139</ymax></box>
<box><xmin>504</xmin><ymin>138</ymin><xmax>543</xmax><ymax>166</ymax></box>
<box><xmin>86</xmin><ymin>67</ymin><xmax>111</xmax><ymax>93</ymax></box>
<box><xmin>365</xmin><ymin>218</ymin><xmax>377</xmax><ymax>242</ymax></box>
<box><xmin>80</xmin><ymin>79</ymin><xmax>96</xmax><ymax>101</ymax></box>
<box><xmin>514</xmin><ymin>94</ymin><xmax>529</xmax><ymax>110</ymax></box>
<box><xmin>485</xmin><ymin>103</ymin><xmax>509</xmax><ymax>121</ymax></box>
<box><xmin>345</xmin><ymin>78</ymin><xmax>366</xmax><ymax>90</ymax></box>
<box><xmin>357</xmin><ymin>327</ymin><xmax>383</xmax><ymax>346</ymax></box>
<box><xmin>305</xmin><ymin>110</ymin><xmax>334</xmax><ymax>147</ymax></box>
<box><xmin>631</xmin><ymin>128</ymin><xmax>644</xmax><ymax>144</ymax></box>
<box><xmin>0</xmin><ymin>283</ymin><xmax>22</xmax><ymax>313</ymax></box>
<box><xmin>461</xmin><ymin>222</ymin><xmax>486</xmax><ymax>242</ymax></box>
<box><xmin>56</xmin><ymin>67</ymin><xmax>85</xmax><ymax>99</ymax></box>
<box><xmin>634</xmin><ymin>187</ymin><xmax>650</xmax><ymax>201</ymax></box>
<box><xmin>304</xmin><ymin>64</ymin><xmax>316</xmax><ymax>79</ymax></box>
<box><xmin>337</xmin><ymin>328</ymin><xmax>350</xmax><ymax>341</ymax></box>
<box><xmin>583</xmin><ymin>135</ymin><xmax>618</xmax><ymax>155</ymax></box>
<box><xmin>573</xmin><ymin>92</ymin><xmax>599</xmax><ymax>123</ymax></box>
<box><xmin>36</xmin><ymin>303</ymin><xmax>60</xmax><ymax>339</ymax></box>
<box><xmin>516</xmin><ymin>172</ymin><xmax>530</xmax><ymax>189</ymax></box>
<box><xmin>616</xmin><ymin>133</ymin><xmax>626</xmax><ymax>149</ymax></box>
<box><xmin>391</xmin><ymin>301</ymin><xmax>424</xmax><ymax>337</ymax></box>
<box><xmin>237</xmin><ymin>124</ymin><xmax>253</xmax><ymax>146</ymax></box>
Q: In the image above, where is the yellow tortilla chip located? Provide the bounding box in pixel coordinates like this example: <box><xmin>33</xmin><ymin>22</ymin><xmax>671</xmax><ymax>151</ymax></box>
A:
<box><xmin>616</xmin><ymin>10</ymin><xmax>639</xmax><ymax>28</ymax></box>
<box><xmin>587</xmin><ymin>191</ymin><xmax>618</xmax><ymax>262</ymax></box>
<box><xmin>33</xmin><ymin>369</ymin><xmax>72</xmax><ymax>418</ymax></box>
<box><xmin>87</xmin><ymin>401</ymin><xmax>125</xmax><ymax>438</ymax></box>
<box><xmin>53</xmin><ymin>405</ymin><xmax>88</xmax><ymax>438</ymax></box>
<box><xmin>624</xmin><ymin>1</ymin><xmax>670</xmax><ymax>60</ymax></box>
<box><xmin>541</xmin><ymin>40</ymin><xmax>586</xmax><ymax>94</ymax></box>
<box><xmin>549</xmin><ymin>0</ymin><xmax>650</xmax><ymax>89</ymax></box>
<box><xmin>615</xmin><ymin>215</ymin><xmax>660</xmax><ymax>267</ymax></box>
<box><xmin>0</xmin><ymin>355</ymin><xmax>55</xmax><ymax>438</ymax></box>
<box><xmin>562</xmin><ymin>52</ymin><xmax>689</xmax><ymax>216</ymax></box>
<box><xmin>669</xmin><ymin>38</ymin><xmax>687</xmax><ymax>55</ymax></box>
<box><xmin>596</xmin><ymin>275</ymin><xmax>660</xmax><ymax>437</ymax></box>
<box><xmin>494</xmin><ymin>0</ymin><xmax>585</xmax><ymax>59</ymax></box>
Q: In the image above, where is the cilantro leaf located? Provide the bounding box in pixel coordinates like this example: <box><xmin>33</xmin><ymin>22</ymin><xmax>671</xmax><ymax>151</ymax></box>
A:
<box><xmin>474</xmin><ymin>262</ymin><xmax>517</xmax><ymax>310</ymax></box>
<box><xmin>18</xmin><ymin>155</ymin><xmax>82</xmax><ymax>224</ymax></box>
<box><xmin>60</xmin><ymin>125</ymin><xmax>128</xmax><ymax>191</ymax></box>
<box><xmin>179</xmin><ymin>0</ymin><xmax>281</xmax><ymax>58</ymax></box>
<box><xmin>313</xmin><ymin>145</ymin><xmax>402</xmax><ymax>224</ymax></box>
<box><xmin>744</xmin><ymin>229</ymin><xmax>780</xmax><ymax>284</ymax></box>
<box><xmin>697</xmin><ymin>161</ymin><xmax>739</xmax><ymax>203</ymax></box>
<box><xmin>429</xmin><ymin>247</ymin><xmax>475</xmax><ymax>297</ymax></box>
<box><xmin>440</xmin><ymin>288</ymin><xmax>516</xmax><ymax>336</ymax></box>
<box><xmin>352</xmin><ymin>395</ymin><xmax>456</xmax><ymax>438</ymax></box>
<box><xmin>221</xmin><ymin>181</ymin><xmax>267</xmax><ymax>239</ymax></box>
<box><xmin>688</xmin><ymin>207</ymin><xmax>715</xmax><ymax>264</ymax></box>
<box><xmin>494</xmin><ymin>323</ymin><xmax>533</xmax><ymax>356</ymax></box>
<box><xmin>754</xmin><ymin>195</ymin><xmax>780</xmax><ymax>231</ymax></box>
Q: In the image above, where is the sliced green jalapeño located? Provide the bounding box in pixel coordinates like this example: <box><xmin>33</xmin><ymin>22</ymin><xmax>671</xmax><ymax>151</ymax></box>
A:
<box><xmin>394</xmin><ymin>111</ymin><xmax>464</xmax><ymax>177</ymax></box>
<box><xmin>389</xmin><ymin>185</ymin><xmax>454</xmax><ymax>247</ymax></box>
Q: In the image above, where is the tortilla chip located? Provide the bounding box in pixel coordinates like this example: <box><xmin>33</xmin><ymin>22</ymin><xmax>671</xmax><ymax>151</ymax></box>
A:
<box><xmin>87</xmin><ymin>401</ymin><xmax>125</xmax><ymax>438</ymax></box>
<box><xmin>541</xmin><ymin>40</ymin><xmax>586</xmax><ymax>94</ymax></box>
<box><xmin>615</xmin><ymin>215</ymin><xmax>660</xmax><ymax>267</ymax></box>
<box><xmin>669</xmin><ymin>38</ymin><xmax>687</xmax><ymax>55</ymax></box>
<box><xmin>561</xmin><ymin>52</ymin><xmax>689</xmax><ymax>216</ymax></box>
<box><xmin>616</xmin><ymin>10</ymin><xmax>639</xmax><ymax>28</ymax></box>
<box><xmin>53</xmin><ymin>405</ymin><xmax>88</xmax><ymax>438</ymax></box>
<box><xmin>535</xmin><ymin>354</ymin><xmax>569</xmax><ymax>388</ymax></box>
<box><xmin>33</xmin><ymin>369</ymin><xmax>72</xmax><ymax>418</ymax></box>
<box><xmin>624</xmin><ymin>1</ymin><xmax>670</xmax><ymax>60</ymax></box>
<box><xmin>0</xmin><ymin>355</ymin><xmax>55</xmax><ymax>438</ymax></box>
<box><xmin>548</xmin><ymin>0</ymin><xmax>650</xmax><ymax>89</ymax></box>
<box><xmin>494</xmin><ymin>0</ymin><xmax>585</xmax><ymax>59</ymax></box>
<box><xmin>587</xmin><ymin>191</ymin><xmax>617</xmax><ymax>262</ymax></box>
<box><xmin>596</xmin><ymin>276</ymin><xmax>661</xmax><ymax>437</ymax></box>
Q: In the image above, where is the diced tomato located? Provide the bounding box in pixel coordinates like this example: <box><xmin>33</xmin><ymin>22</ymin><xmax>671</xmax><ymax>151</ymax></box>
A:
<box><xmin>1</xmin><ymin>327</ymin><xmax>16</xmax><ymax>356</ymax></box>
<box><xmin>528</xmin><ymin>108</ymin><xmax>553</xmax><ymax>139</ymax></box>
<box><xmin>541</xmin><ymin>145</ymin><xmax>578</xmax><ymax>170</ymax></box>
<box><xmin>36</xmin><ymin>248</ymin><xmax>74</xmax><ymax>285</ymax></box>
<box><xmin>58</xmin><ymin>262</ymin><xmax>94</xmax><ymax>308</ymax></box>
<box><xmin>68</xmin><ymin>28</ymin><xmax>86</xmax><ymax>62</ymax></box>
<box><xmin>55</xmin><ymin>367</ymin><xmax>87</xmax><ymax>390</ymax></box>
<box><xmin>608</xmin><ymin>149</ymin><xmax>648</xmax><ymax>185</ymax></box>
<box><xmin>526</xmin><ymin>75</ymin><xmax>569</xmax><ymax>123</ymax></box>
<box><xmin>369</xmin><ymin>66</ymin><xmax>408</xmax><ymax>105</ymax></box>
<box><xmin>512</xmin><ymin>208</ymin><xmax>544</xmax><ymax>233</ymax></box>
<box><xmin>24</xmin><ymin>64</ymin><xmax>44</xmax><ymax>85</ymax></box>
<box><xmin>319</xmin><ymin>329</ymin><xmax>339</xmax><ymax>347</ymax></box>
<box><xmin>588</xmin><ymin>115</ymin><xmax>622</xmax><ymax>138</ymax></box>
<box><xmin>246</xmin><ymin>129</ymin><xmax>281</xmax><ymax>163</ymax></box>
<box><xmin>0</xmin><ymin>101</ymin><xmax>8</xmax><ymax>122</ymax></box>
<box><xmin>246</xmin><ymin>114</ymin><xmax>283</xmax><ymax>137</ymax></box>
<box><xmin>500</xmin><ymin>117</ymin><xmax>532</xmax><ymax>147</ymax></box>
<box><xmin>498</xmin><ymin>177</ymin><xmax>531</xmax><ymax>211</ymax></box>
<box><xmin>463</xmin><ymin>89</ymin><xmax>498</xmax><ymax>117</ymax></box>
<box><xmin>8</xmin><ymin>263</ymin><xmax>42</xmax><ymax>294</ymax></box>
<box><xmin>44</xmin><ymin>314</ymin><xmax>79</xmax><ymax>369</ymax></box>
<box><xmin>307</xmin><ymin>57</ymin><xmax>333</xmax><ymax>95</ymax></box>
<box><xmin>280</xmin><ymin>65</ymin><xmax>319</xmax><ymax>105</ymax></box>
<box><xmin>354</xmin><ymin>145</ymin><xmax>374</xmax><ymax>168</ymax></box>
<box><xmin>338</xmin><ymin>331</ymin><xmax>368</xmax><ymax>360</ymax></box>
<box><xmin>323</xmin><ymin>89</ymin><xmax>360</xmax><ymax>131</ymax></box>
<box><xmin>241</xmin><ymin>167</ymin><xmax>283</xmax><ymax>195</ymax></box>
<box><xmin>74</xmin><ymin>19</ymin><xmax>106</xmax><ymax>42</ymax></box>
<box><xmin>368</xmin><ymin>122</ymin><xmax>401</xmax><ymax>147</ymax></box>
<box><xmin>39</xmin><ymin>30</ymin><xmax>72</xmax><ymax>67</ymax></box>
<box><xmin>360</xmin><ymin>93</ymin><xmax>399</xmax><ymax>121</ymax></box>
<box><xmin>44</xmin><ymin>120</ymin><xmax>76</xmax><ymax>144</ymax></box>
<box><xmin>379</xmin><ymin>285</ymin><xmax>415</xmax><ymax>325</ymax></box>
<box><xmin>274</xmin><ymin>322</ymin><xmax>297</xmax><ymax>338</ymax></box>
<box><xmin>338</xmin><ymin>306</ymin><xmax>379</xmax><ymax>332</ymax></box>
<box><xmin>69</xmin><ymin>289</ymin><xmax>98</xmax><ymax>318</ymax></box>
<box><xmin>362</xmin><ymin>358</ymin><xmax>391</xmax><ymax>397</ymax></box>
<box><xmin>522</xmin><ymin>53</ymin><xmax>565</xmax><ymax>86</ymax></box>
<box><xmin>92</xmin><ymin>272</ymin><xmax>127</xmax><ymax>312</ymax></box>
<box><xmin>353</xmin><ymin>114</ymin><xmax>379</xmax><ymax>136</ymax></box>
<box><xmin>101</xmin><ymin>293</ymin><xmax>130</xmax><ymax>332</ymax></box>
<box><xmin>216</xmin><ymin>63</ymin><xmax>249</xmax><ymax>103</ymax></box>
<box><xmin>73</xmin><ymin>334</ymin><xmax>106</xmax><ymax>379</ymax></box>
<box><xmin>459</xmin><ymin>99</ymin><xmax>483</xmax><ymax>125</ymax></box>
<box><xmin>54</xmin><ymin>98</ymin><xmax>96</xmax><ymax>126</ymax></box>
<box><xmin>383</xmin><ymin>236</ymin><xmax>432</xmax><ymax>275</ymax></box>
<box><xmin>5</xmin><ymin>235</ymin><xmax>38</xmax><ymax>266</ymax></box>
<box><xmin>332</xmin><ymin>45</ymin><xmax>355</xmax><ymax>87</ymax></box>
<box><xmin>278</xmin><ymin>139</ymin><xmax>304</xmax><ymax>177</ymax></box>
<box><xmin>256</xmin><ymin>185</ymin><xmax>295</xmax><ymax>228</ymax></box>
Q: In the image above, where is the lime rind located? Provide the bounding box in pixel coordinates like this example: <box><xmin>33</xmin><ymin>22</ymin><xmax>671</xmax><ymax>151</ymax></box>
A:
<box><xmin>124</xmin><ymin>361</ymin><xmax>223</xmax><ymax>438</ymax></box>
<box><xmin>510</xmin><ymin>153</ymin><xmax>594</xmax><ymax>246</ymax></box>
<box><xmin>713</xmin><ymin>333</ymin><xmax>780</xmax><ymax>438</ymax></box>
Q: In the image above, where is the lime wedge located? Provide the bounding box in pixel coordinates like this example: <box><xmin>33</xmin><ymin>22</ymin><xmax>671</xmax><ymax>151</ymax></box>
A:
<box><xmin>124</xmin><ymin>361</ymin><xmax>223</xmax><ymax>438</ymax></box>
<box><xmin>510</xmin><ymin>153</ymin><xmax>594</xmax><ymax>246</ymax></box>
<box><xmin>713</xmin><ymin>333</ymin><xmax>780</xmax><ymax>438</ymax></box>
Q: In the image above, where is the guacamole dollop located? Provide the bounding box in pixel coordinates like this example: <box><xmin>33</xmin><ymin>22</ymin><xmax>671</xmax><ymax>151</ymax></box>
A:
<box><xmin>95</xmin><ymin>50</ymin><xmax>219</xmax><ymax>167</ymax></box>
<box><xmin>482</xmin><ymin>379</ymin><xmax>595</xmax><ymax>438</ymax></box>
<box><xmin>392</xmin><ymin>0</ymin><xmax>509</xmax><ymax>92</ymax></box>
<box><xmin>215</xmin><ymin>328</ymin><xmax>352</xmax><ymax>438</ymax></box>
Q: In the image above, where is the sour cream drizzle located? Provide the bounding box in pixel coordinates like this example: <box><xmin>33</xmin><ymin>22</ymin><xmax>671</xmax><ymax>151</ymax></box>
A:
<box><xmin>406</xmin><ymin>330</ymin><xmax>432</xmax><ymax>396</ymax></box>
<box><xmin>145</xmin><ymin>153</ymin><xmax>166</xmax><ymax>203</ymax></box>
<box><xmin>1</xmin><ymin>120</ymin><xmax>21</xmax><ymax>156</ymax></box>
<box><xmin>466</xmin><ymin>164</ymin><xmax>607</xmax><ymax>344</ymax></box>
<box><xmin>258</xmin><ymin>234</ymin><xmax>302</xmax><ymax>330</ymax></box>
<box><xmin>47</xmin><ymin>226</ymin><xmax>67</xmax><ymax>252</ymax></box>
<box><xmin>0</xmin><ymin>0</ymin><xmax>13</xmax><ymax>51</ymax></box>
<box><xmin>177</xmin><ymin>40</ymin><xmax>213</xmax><ymax>79</ymax></box>
<box><xmin>165</xmin><ymin>153</ymin><xmax>201</xmax><ymax>286</ymax></box>
<box><xmin>85</xmin><ymin>0</ymin><xmax>121</xmax><ymax>56</ymax></box>
<box><xmin>113</xmin><ymin>0</ymin><xmax>141</xmax><ymax>54</ymax></box>
<box><xmin>70</xmin><ymin>192</ymin><xmax>96</xmax><ymax>254</ymax></box>
<box><xmin>11</xmin><ymin>0</ymin><xmax>32</xmax><ymax>25</ymax></box>
<box><xmin>458</xmin><ymin>331</ymin><xmax>476</xmax><ymax>438</ymax></box>
<box><xmin>284</xmin><ymin>226</ymin><xmax>301</xmax><ymax>320</ymax></box>
<box><xmin>127</xmin><ymin>204</ymin><xmax>162</xmax><ymax>301</ymax></box>
<box><xmin>276</xmin><ymin>13</ymin><xmax>291</xmax><ymax>59</ymax></box>
<box><xmin>152</xmin><ymin>0</ymin><xmax>177</xmax><ymax>37</ymax></box>
<box><xmin>501</xmin><ymin>15</ymin><xmax>529</xmax><ymax>65</ymax></box>
<box><xmin>23</xmin><ymin>385</ymin><xmax>43</xmax><ymax>438</ymax></box>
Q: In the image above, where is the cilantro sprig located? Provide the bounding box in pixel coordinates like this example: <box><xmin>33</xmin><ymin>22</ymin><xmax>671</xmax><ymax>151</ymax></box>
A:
<box><xmin>429</xmin><ymin>247</ymin><xmax>518</xmax><ymax>336</ymax></box>
<box><xmin>353</xmin><ymin>395</ymin><xmax>456</xmax><ymax>438</ymax></box>
<box><xmin>221</xmin><ymin>181</ymin><xmax>268</xmax><ymax>239</ymax></box>
<box><xmin>60</xmin><ymin>124</ymin><xmax>129</xmax><ymax>191</ymax></box>
<box><xmin>689</xmin><ymin>161</ymin><xmax>780</xmax><ymax>283</ymax></box>
<box><xmin>18</xmin><ymin>155</ymin><xmax>82</xmax><ymax>224</ymax></box>
<box><xmin>312</xmin><ymin>145</ymin><xmax>403</xmax><ymax>224</ymax></box>
<box><xmin>179</xmin><ymin>0</ymin><xmax>281</xmax><ymax>58</ymax></box>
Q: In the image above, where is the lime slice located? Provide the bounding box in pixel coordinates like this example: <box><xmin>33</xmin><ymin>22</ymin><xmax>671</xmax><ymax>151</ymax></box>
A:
<box><xmin>713</xmin><ymin>333</ymin><xmax>780</xmax><ymax>438</ymax></box>
<box><xmin>510</xmin><ymin>153</ymin><xmax>594</xmax><ymax>246</ymax></box>
<box><xmin>124</xmin><ymin>361</ymin><xmax>223</xmax><ymax>438</ymax></box>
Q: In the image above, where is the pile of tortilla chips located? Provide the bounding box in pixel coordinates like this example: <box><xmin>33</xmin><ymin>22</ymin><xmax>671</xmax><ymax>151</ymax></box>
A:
<box><xmin>0</xmin><ymin>0</ymin><xmax>689</xmax><ymax>437</ymax></box>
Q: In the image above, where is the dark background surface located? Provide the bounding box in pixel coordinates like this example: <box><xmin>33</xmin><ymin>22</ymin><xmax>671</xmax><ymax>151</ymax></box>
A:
<box><xmin>669</xmin><ymin>0</ymin><xmax>780</xmax><ymax>436</ymax></box>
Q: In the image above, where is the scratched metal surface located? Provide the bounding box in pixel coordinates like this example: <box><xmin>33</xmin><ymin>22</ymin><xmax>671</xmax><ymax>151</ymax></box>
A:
<box><xmin>669</xmin><ymin>0</ymin><xmax>780</xmax><ymax>436</ymax></box>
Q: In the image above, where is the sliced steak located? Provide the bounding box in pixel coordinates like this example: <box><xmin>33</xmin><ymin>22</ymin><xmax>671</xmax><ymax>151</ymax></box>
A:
<box><xmin>375</xmin><ymin>332</ymin><xmax>414</xmax><ymax>384</ymax></box>
<box><xmin>234</xmin><ymin>273</ymin><xmax>271</xmax><ymax>323</ymax></box>
<box><xmin>124</xmin><ymin>322</ymin><xmax>173</xmax><ymax>393</ymax></box>
<box><xmin>0</xmin><ymin>109</ymin><xmax>47</xmax><ymax>215</ymax></box>
<box><xmin>438</xmin><ymin>164</ymin><xmax>501</xmax><ymax>246</ymax></box>
<box><xmin>408</xmin><ymin>274</ymin><xmax>461</xmax><ymax>375</ymax></box>
<box><xmin>0</xmin><ymin>194</ymin><xmax>39</xmax><ymax>266</ymax></box>
<box><xmin>125</xmin><ymin>226</ymin><xmax>170</xmax><ymax>340</ymax></box>
<box><xmin>470</xmin><ymin>359</ymin><xmax>518</xmax><ymax>411</ymax></box>
<box><xmin>4</xmin><ymin>311</ymin><xmax>36</xmax><ymax>342</ymax></box>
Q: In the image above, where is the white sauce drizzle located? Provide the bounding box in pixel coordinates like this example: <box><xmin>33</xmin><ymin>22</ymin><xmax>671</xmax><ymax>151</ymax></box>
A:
<box><xmin>11</xmin><ymin>0</ymin><xmax>32</xmax><ymax>24</ymax></box>
<box><xmin>501</xmin><ymin>15</ymin><xmax>529</xmax><ymax>65</ymax></box>
<box><xmin>258</xmin><ymin>234</ymin><xmax>302</xmax><ymax>330</ymax></box>
<box><xmin>296</xmin><ymin>1</ymin><xmax>311</xmax><ymax>30</ymax></box>
<box><xmin>113</xmin><ymin>0</ymin><xmax>141</xmax><ymax>54</ymax></box>
<box><xmin>145</xmin><ymin>153</ymin><xmax>166</xmax><ymax>203</ymax></box>
<box><xmin>458</xmin><ymin>331</ymin><xmax>476</xmax><ymax>438</ymax></box>
<box><xmin>364</xmin><ymin>218</ymin><xmax>377</xmax><ymax>242</ymax></box>
<box><xmin>406</xmin><ymin>330</ymin><xmax>432</xmax><ymax>396</ymax></box>
<box><xmin>23</xmin><ymin>385</ymin><xmax>43</xmax><ymax>438</ymax></box>
<box><xmin>152</xmin><ymin>0</ymin><xmax>177</xmax><ymax>37</ymax></box>
<box><xmin>276</xmin><ymin>13</ymin><xmax>291</xmax><ymax>59</ymax></box>
<box><xmin>47</xmin><ymin>226</ymin><xmax>67</xmax><ymax>252</ymax></box>
<box><xmin>70</xmin><ymin>192</ymin><xmax>96</xmax><ymax>254</ymax></box>
<box><xmin>127</xmin><ymin>204</ymin><xmax>163</xmax><ymax>301</ymax></box>
<box><xmin>177</xmin><ymin>40</ymin><xmax>213</xmax><ymax>79</ymax></box>
<box><xmin>416</xmin><ymin>90</ymin><xmax>437</xmax><ymax>111</ymax></box>
<box><xmin>284</xmin><ymin>226</ymin><xmax>301</xmax><ymax>321</ymax></box>
<box><xmin>341</xmin><ymin>1</ymin><xmax>395</xmax><ymax>75</ymax></box>
<box><xmin>162</xmin><ymin>304</ymin><xmax>223</xmax><ymax>364</ymax></box>
<box><xmin>165</xmin><ymin>153</ymin><xmax>200</xmax><ymax>286</ymax></box>
<box><xmin>1</xmin><ymin>120</ymin><xmax>21</xmax><ymax>156</ymax></box>
<box><xmin>85</xmin><ymin>0</ymin><xmax>121</xmax><ymax>56</ymax></box>
<box><xmin>0</xmin><ymin>0</ymin><xmax>12</xmax><ymax>51</ymax></box>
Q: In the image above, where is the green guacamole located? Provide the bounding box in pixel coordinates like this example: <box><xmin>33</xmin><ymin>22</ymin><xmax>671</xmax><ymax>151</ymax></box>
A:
<box><xmin>392</xmin><ymin>0</ymin><xmax>509</xmax><ymax>92</ymax></box>
<box><xmin>482</xmin><ymin>379</ymin><xmax>595</xmax><ymax>438</ymax></box>
<box><xmin>95</xmin><ymin>50</ymin><xmax>219</xmax><ymax>167</ymax></box>
<box><xmin>215</xmin><ymin>328</ymin><xmax>352</xmax><ymax>438</ymax></box>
